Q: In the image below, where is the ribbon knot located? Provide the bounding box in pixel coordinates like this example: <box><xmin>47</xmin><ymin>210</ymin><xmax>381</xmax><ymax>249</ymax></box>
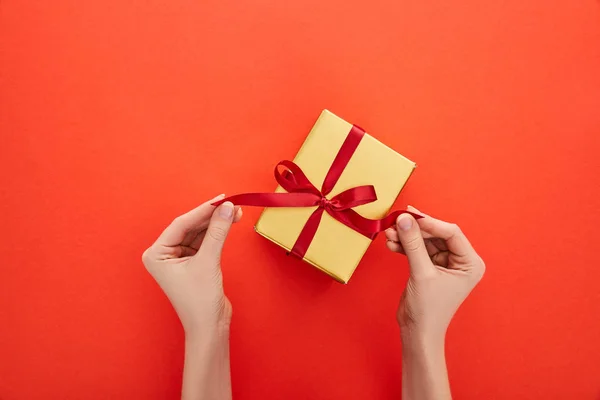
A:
<box><xmin>213</xmin><ymin>124</ymin><xmax>421</xmax><ymax>259</ymax></box>
<box><xmin>318</xmin><ymin>197</ymin><xmax>330</xmax><ymax>209</ymax></box>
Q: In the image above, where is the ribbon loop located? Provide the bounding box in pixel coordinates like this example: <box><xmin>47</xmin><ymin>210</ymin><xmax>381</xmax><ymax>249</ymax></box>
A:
<box><xmin>274</xmin><ymin>160</ymin><xmax>320</xmax><ymax>196</ymax></box>
<box><xmin>329</xmin><ymin>185</ymin><xmax>377</xmax><ymax>210</ymax></box>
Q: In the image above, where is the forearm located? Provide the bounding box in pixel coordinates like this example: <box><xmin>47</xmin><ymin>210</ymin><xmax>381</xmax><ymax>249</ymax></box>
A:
<box><xmin>182</xmin><ymin>329</ymin><xmax>232</xmax><ymax>400</ymax></box>
<box><xmin>401</xmin><ymin>330</ymin><xmax>451</xmax><ymax>400</ymax></box>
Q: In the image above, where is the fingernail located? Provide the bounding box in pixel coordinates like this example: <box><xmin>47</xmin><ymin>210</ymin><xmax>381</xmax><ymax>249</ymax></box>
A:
<box><xmin>216</xmin><ymin>193</ymin><xmax>225</xmax><ymax>199</ymax></box>
<box><xmin>397</xmin><ymin>214</ymin><xmax>413</xmax><ymax>231</ymax></box>
<box><xmin>219</xmin><ymin>202</ymin><xmax>234</xmax><ymax>219</ymax></box>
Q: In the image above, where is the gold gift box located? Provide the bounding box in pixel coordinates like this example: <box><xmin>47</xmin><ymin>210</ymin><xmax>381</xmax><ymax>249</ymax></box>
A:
<box><xmin>255</xmin><ymin>110</ymin><xmax>416</xmax><ymax>283</ymax></box>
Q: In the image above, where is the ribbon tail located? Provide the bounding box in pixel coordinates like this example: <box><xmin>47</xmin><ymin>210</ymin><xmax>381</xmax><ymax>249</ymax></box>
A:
<box><xmin>331</xmin><ymin>209</ymin><xmax>423</xmax><ymax>239</ymax></box>
<box><xmin>213</xmin><ymin>192</ymin><xmax>319</xmax><ymax>208</ymax></box>
<box><xmin>290</xmin><ymin>207</ymin><xmax>325</xmax><ymax>258</ymax></box>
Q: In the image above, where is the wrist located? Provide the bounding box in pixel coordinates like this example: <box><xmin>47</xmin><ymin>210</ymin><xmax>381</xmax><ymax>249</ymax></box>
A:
<box><xmin>185</xmin><ymin>324</ymin><xmax>230</xmax><ymax>345</ymax></box>
<box><xmin>400</xmin><ymin>325</ymin><xmax>451</xmax><ymax>400</ymax></box>
<box><xmin>182</xmin><ymin>323</ymin><xmax>232</xmax><ymax>400</ymax></box>
<box><xmin>400</xmin><ymin>325</ymin><xmax>445</xmax><ymax>353</ymax></box>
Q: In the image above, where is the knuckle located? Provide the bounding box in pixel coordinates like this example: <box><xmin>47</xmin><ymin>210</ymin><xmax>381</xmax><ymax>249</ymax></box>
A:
<box><xmin>451</xmin><ymin>223</ymin><xmax>462</xmax><ymax>235</ymax></box>
<box><xmin>172</xmin><ymin>215</ymin><xmax>190</xmax><ymax>228</ymax></box>
<box><xmin>211</xmin><ymin>266</ymin><xmax>224</xmax><ymax>285</ymax></box>
<box><xmin>478</xmin><ymin>257</ymin><xmax>487</xmax><ymax>276</ymax></box>
<box><xmin>386</xmin><ymin>240</ymin><xmax>400</xmax><ymax>252</ymax></box>
<box><xmin>403</xmin><ymin>235</ymin><xmax>422</xmax><ymax>251</ymax></box>
<box><xmin>431</xmin><ymin>252</ymin><xmax>445</xmax><ymax>266</ymax></box>
<box><xmin>141</xmin><ymin>249</ymin><xmax>152</xmax><ymax>268</ymax></box>
<box><xmin>207</xmin><ymin>225</ymin><xmax>228</xmax><ymax>242</ymax></box>
<box><xmin>472</xmin><ymin>256</ymin><xmax>486</xmax><ymax>281</ymax></box>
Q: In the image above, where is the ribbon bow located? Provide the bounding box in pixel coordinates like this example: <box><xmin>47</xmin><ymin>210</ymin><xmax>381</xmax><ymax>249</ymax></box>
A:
<box><xmin>213</xmin><ymin>125</ymin><xmax>421</xmax><ymax>258</ymax></box>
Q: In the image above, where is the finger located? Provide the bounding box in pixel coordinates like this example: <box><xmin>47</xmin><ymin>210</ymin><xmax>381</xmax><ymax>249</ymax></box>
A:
<box><xmin>395</xmin><ymin>213</ymin><xmax>435</xmax><ymax>277</ymax></box>
<box><xmin>181</xmin><ymin>229</ymin><xmax>199</xmax><ymax>247</ymax></box>
<box><xmin>416</xmin><ymin>217</ymin><xmax>476</xmax><ymax>258</ymax></box>
<box><xmin>405</xmin><ymin>205</ymin><xmax>433</xmax><ymax>239</ymax></box>
<box><xmin>385</xmin><ymin>227</ymin><xmax>399</xmax><ymax>242</ymax></box>
<box><xmin>197</xmin><ymin>201</ymin><xmax>235</xmax><ymax>265</ymax></box>
<box><xmin>407</xmin><ymin>205</ymin><xmax>422</xmax><ymax>214</ymax></box>
<box><xmin>189</xmin><ymin>207</ymin><xmax>243</xmax><ymax>251</ymax></box>
<box><xmin>387</xmin><ymin>228</ymin><xmax>436</xmax><ymax>257</ymax></box>
<box><xmin>386</xmin><ymin>225</ymin><xmax>435</xmax><ymax>243</ymax></box>
<box><xmin>189</xmin><ymin>230</ymin><xmax>207</xmax><ymax>251</ymax></box>
<box><xmin>233</xmin><ymin>206</ymin><xmax>243</xmax><ymax>223</ymax></box>
<box><xmin>182</xmin><ymin>206</ymin><xmax>241</xmax><ymax>248</ymax></box>
<box><xmin>386</xmin><ymin>239</ymin><xmax>405</xmax><ymax>254</ymax></box>
<box><xmin>156</xmin><ymin>194</ymin><xmax>225</xmax><ymax>247</ymax></box>
<box><xmin>174</xmin><ymin>245</ymin><xmax>198</xmax><ymax>258</ymax></box>
<box><xmin>407</xmin><ymin>206</ymin><xmax>476</xmax><ymax>257</ymax></box>
<box><xmin>424</xmin><ymin>240</ymin><xmax>439</xmax><ymax>257</ymax></box>
<box><xmin>430</xmin><ymin>237</ymin><xmax>448</xmax><ymax>252</ymax></box>
<box><xmin>431</xmin><ymin>251</ymin><xmax>449</xmax><ymax>267</ymax></box>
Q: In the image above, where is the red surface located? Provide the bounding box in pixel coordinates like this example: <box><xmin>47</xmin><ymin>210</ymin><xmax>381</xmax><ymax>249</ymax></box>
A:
<box><xmin>1</xmin><ymin>0</ymin><xmax>599</xmax><ymax>399</ymax></box>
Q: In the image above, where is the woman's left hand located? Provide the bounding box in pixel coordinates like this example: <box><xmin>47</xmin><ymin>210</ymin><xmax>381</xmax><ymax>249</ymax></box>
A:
<box><xmin>142</xmin><ymin>194</ymin><xmax>242</xmax><ymax>337</ymax></box>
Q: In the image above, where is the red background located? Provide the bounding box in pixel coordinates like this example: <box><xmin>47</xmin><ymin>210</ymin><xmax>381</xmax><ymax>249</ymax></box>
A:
<box><xmin>1</xmin><ymin>0</ymin><xmax>599</xmax><ymax>399</ymax></box>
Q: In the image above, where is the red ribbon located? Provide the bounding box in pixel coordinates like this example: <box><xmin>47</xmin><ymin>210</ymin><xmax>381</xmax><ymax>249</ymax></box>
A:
<box><xmin>213</xmin><ymin>125</ymin><xmax>421</xmax><ymax>258</ymax></box>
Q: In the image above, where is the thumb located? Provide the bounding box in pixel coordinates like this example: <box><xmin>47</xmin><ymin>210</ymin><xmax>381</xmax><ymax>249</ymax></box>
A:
<box><xmin>396</xmin><ymin>213</ymin><xmax>433</xmax><ymax>278</ymax></box>
<box><xmin>197</xmin><ymin>201</ymin><xmax>235</xmax><ymax>265</ymax></box>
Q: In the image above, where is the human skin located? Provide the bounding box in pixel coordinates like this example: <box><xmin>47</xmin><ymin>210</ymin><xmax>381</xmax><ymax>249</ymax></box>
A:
<box><xmin>143</xmin><ymin>199</ymin><xmax>485</xmax><ymax>400</ymax></box>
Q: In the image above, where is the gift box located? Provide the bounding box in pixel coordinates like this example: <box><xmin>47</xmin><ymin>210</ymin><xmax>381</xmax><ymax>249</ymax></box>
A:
<box><xmin>251</xmin><ymin>110</ymin><xmax>416</xmax><ymax>283</ymax></box>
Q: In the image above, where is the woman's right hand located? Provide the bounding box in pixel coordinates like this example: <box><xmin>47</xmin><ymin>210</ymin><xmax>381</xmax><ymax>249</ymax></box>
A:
<box><xmin>385</xmin><ymin>206</ymin><xmax>485</xmax><ymax>400</ymax></box>
<box><xmin>385</xmin><ymin>206</ymin><xmax>485</xmax><ymax>340</ymax></box>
